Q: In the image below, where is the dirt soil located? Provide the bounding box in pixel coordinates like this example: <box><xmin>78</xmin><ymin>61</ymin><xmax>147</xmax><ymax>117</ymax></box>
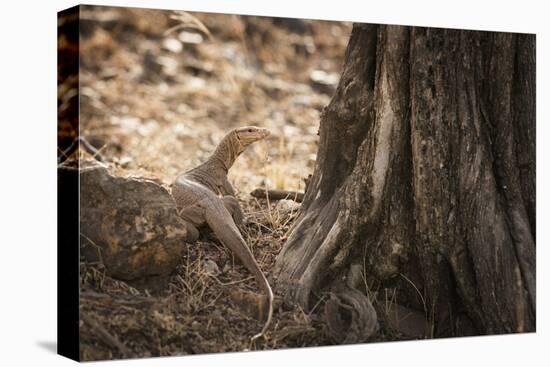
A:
<box><xmin>63</xmin><ymin>5</ymin><xmax>386</xmax><ymax>361</ymax></box>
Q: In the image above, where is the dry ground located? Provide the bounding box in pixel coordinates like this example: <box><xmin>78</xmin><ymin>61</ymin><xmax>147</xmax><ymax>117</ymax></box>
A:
<box><xmin>66</xmin><ymin>5</ymin><xmax>386</xmax><ymax>361</ymax></box>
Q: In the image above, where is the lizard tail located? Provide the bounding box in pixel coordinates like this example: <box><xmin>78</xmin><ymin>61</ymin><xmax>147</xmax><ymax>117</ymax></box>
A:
<box><xmin>205</xmin><ymin>204</ymin><xmax>274</xmax><ymax>341</ymax></box>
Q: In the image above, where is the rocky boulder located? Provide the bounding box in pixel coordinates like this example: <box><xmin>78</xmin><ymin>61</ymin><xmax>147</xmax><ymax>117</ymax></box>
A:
<box><xmin>62</xmin><ymin>159</ymin><xmax>189</xmax><ymax>282</ymax></box>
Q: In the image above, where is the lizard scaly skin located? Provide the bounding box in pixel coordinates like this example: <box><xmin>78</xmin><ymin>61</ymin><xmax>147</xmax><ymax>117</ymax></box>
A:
<box><xmin>171</xmin><ymin>126</ymin><xmax>273</xmax><ymax>341</ymax></box>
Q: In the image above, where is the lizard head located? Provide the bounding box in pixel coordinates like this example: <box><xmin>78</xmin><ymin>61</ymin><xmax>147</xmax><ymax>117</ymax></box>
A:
<box><xmin>234</xmin><ymin>126</ymin><xmax>270</xmax><ymax>149</ymax></box>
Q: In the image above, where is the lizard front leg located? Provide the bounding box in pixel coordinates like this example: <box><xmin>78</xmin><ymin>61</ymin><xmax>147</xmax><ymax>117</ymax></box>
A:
<box><xmin>222</xmin><ymin>195</ymin><xmax>244</xmax><ymax>226</ymax></box>
<box><xmin>221</xmin><ymin>177</ymin><xmax>236</xmax><ymax>196</ymax></box>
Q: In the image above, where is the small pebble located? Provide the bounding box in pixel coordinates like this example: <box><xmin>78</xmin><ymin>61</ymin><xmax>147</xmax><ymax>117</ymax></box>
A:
<box><xmin>211</xmin><ymin>309</ymin><xmax>222</xmax><ymax>319</ymax></box>
<box><xmin>276</xmin><ymin>199</ymin><xmax>300</xmax><ymax>212</ymax></box>
<box><xmin>203</xmin><ymin>259</ymin><xmax>220</xmax><ymax>275</ymax></box>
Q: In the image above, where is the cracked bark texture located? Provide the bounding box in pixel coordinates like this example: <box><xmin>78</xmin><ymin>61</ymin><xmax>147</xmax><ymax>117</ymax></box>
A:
<box><xmin>272</xmin><ymin>24</ymin><xmax>535</xmax><ymax>338</ymax></box>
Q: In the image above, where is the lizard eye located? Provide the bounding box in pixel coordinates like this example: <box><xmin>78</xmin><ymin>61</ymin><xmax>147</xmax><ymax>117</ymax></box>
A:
<box><xmin>248</xmin><ymin>129</ymin><xmax>253</xmax><ymax>133</ymax></box>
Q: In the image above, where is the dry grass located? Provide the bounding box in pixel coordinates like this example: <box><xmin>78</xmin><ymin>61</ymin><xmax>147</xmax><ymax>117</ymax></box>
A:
<box><xmin>79</xmin><ymin>203</ymin><xmax>334</xmax><ymax>360</ymax></box>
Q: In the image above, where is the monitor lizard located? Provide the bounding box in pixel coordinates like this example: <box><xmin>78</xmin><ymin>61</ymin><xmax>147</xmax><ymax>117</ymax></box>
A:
<box><xmin>171</xmin><ymin>126</ymin><xmax>273</xmax><ymax>341</ymax></box>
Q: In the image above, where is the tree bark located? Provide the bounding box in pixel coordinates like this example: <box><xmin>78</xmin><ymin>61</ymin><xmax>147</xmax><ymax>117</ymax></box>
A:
<box><xmin>272</xmin><ymin>24</ymin><xmax>535</xmax><ymax>339</ymax></box>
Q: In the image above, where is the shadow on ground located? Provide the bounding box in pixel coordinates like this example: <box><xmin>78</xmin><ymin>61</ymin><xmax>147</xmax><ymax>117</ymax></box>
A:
<box><xmin>36</xmin><ymin>340</ymin><xmax>57</xmax><ymax>354</ymax></box>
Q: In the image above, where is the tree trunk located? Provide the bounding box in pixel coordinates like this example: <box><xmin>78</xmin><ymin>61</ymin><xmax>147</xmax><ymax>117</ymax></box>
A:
<box><xmin>272</xmin><ymin>24</ymin><xmax>535</xmax><ymax>340</ymax></box>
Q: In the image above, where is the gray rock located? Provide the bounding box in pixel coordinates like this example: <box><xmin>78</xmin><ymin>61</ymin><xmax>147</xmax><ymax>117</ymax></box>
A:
<box><xmin>275</xmin><ymin>199</ymin><xmax>300</xmax><ymax>213</ymax></box>
<box><xmin>203</xmin><ymin>259</ymin><xmax>220</xmax><ymax>276</ymax></box>
<box><xmin>74</xmin><ymin>159</ymin><xmax>188</xmax><ymax>281</ymax></box>
<box><xmin>222</xmin><ymin>263</ymin><xmax>232</xmax><ymax>274</ymax></box>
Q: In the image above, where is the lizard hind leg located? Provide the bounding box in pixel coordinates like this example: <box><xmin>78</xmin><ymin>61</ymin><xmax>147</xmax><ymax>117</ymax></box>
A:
<box><xmin>182</xmin><ymin>221</ymin><xmax>200</xmax><ymax>243</ymax></box>
<box><xmin>178</xmin><ymin>204</ymin><xmax>206</xmax><ymax>243</ymax></box>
